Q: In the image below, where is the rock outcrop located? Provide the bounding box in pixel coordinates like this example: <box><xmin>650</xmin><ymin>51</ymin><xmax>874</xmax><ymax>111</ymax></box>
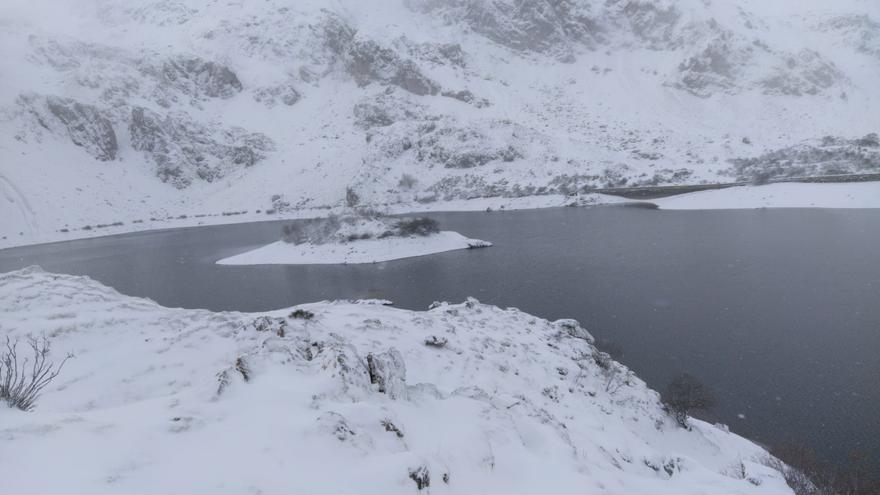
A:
<box><xmin>726</xmin><ymin>134</ymin><xmax>880</xmax><ymax>182</ymax></box>
<box><xmin>322</xmin><ymin>14</ymin><xmax>440</xmax><ymax>96</ymax></box>
<box><xmin>129</xmin><ymin>106</ymin><xmax>273</xmax><ymax>188</ymax></box>
<box><xmin>20</xmin><ymin>94</ymin><xmax>118</xmax><ymax>161</ymax></box>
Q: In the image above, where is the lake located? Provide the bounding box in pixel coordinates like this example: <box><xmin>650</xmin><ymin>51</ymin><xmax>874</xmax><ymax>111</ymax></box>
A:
<box><xmin>1</xmin><ymin>206</ymin><xmax>878</xmax><ymax>467</ymax></box>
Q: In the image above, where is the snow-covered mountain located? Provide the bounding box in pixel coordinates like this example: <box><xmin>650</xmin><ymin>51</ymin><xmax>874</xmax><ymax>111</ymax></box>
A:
<box><xmin>0</xmin><ymin>266</ymin><xmax>794</xmax><ymax>493</ymax></box>
<box><xmin>1</xmin><ymin>0</ymin><xmax>878</xmax><ymax>244</ymax></box>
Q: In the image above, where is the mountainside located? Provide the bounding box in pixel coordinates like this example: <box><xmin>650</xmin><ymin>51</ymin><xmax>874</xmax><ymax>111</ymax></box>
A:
<box><xmin>1</xmin><ymin>0</ymin><xmax>878</xmax><ymax>245</ymax></box>
<box><xmin>0</xmin><ymin>266</ymin><xmax>793</xmax><ymax>494</ymax></box>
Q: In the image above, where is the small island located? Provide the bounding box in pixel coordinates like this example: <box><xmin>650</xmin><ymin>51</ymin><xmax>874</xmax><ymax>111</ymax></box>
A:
<box><xmin>217</xmin><ymin>213</ymin><xmax>491</xmax><ymax>265</ymax></box>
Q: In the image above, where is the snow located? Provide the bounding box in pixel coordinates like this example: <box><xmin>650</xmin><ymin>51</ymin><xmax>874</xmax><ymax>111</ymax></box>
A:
<box><xmin>1</xmin><ymin>0</ymin><xmax>878</xmax><ymax>249</ymax></box>
<box><xmin>0</xmin><ymin>266</ymin><xmax>794</xmax><ymax>494</ymax></box>
<box><xmin>217</xmin><ymin>231</ymin><xmax>491</xmax><ymax>265</ymax></box>
<box><xmin>654</xmin><ymin>182</ymin><xmax>880</xmax><ymax>210</ymax></box>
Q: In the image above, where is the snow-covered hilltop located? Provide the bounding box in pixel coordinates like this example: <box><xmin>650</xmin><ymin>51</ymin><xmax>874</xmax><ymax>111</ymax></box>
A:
<box><xmin>0</xmin><ymin>266</ymin><xmax>792</xmax><ymax>493</ymax></box>
<box><xmin>1</xmin><ymin>0</ymin><xmax>878</xmax><ymax>245</ymax></box>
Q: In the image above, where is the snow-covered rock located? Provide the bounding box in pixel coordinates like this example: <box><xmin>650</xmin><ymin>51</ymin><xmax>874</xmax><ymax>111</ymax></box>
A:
<box><xmin>725</xmin><ymin>133</ymin><xmax>880</xmax><ymax>182</ymax></box>
<box><xmin>129</xmin><ymin>106</ymin><xmax>273</xmax><ymax>188</ymax></box>
<box><xmin>0</xmin><ymin>266</ymin><xmax>794</xmax><ymax>494</ymax></box>
<box><xmin>19</xmin><ymin>93</ymin><xmax>118</xmax><ymax>161</ymax></box>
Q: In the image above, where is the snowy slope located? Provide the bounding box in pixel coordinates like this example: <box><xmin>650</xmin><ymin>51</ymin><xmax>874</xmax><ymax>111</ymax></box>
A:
<box><xmin>0</xmin><ymin>266</ymin><xmax>793</xmax><ymax>494</ymax></box>
<box><xmin>1</xmin><ymin>0</ymin><xmax>879</xmax><ymax>246</ymax></box>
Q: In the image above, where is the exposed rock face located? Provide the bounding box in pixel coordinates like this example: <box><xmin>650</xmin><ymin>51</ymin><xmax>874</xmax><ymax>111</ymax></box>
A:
<box><xmin>674</xmin><ymin>34</ymin><xmax>845</xmax><ymax>97</ymax></box>
<box><xmin>413</xmin><ymin>121</ymin><xmax>525</xmax><ymax>169</ymax></box>
<box><xmin>353</xmin><ymin>91</ymin><xmax>430</xmax><ymax>129</ymax></box>
<box><xmin>362</xmin><ymin>116</ymin><xmax>528</xmax><ymax>172</ymax></box>
<box><xmin>396</xmin><ymin>37</ymin><xmax>467</xmax><ymax>67</ymax></box>
<box><xmin>28</xmin><ymin>37</ymin><xmax>120</xmax><ymax>71</ymax></box>
<box><xmin>253</xmin><ymin>83</ymin><xmax>301</xmax><ymax>107</ymax></box>
<box><xmin>322</xmin><ymin>14</ymin><xmax>440</xmax><ymax>95</ymax></box>
<box><xmin>353</xmin><ymin>90</ymin><xmax>528</xmax><ymax>173</ymax></box>
<box><xmin>674</xmin><ymin>32</ymin><xmax>752</xmax><ymax>97</ymax></box>
<box><xmin>407</xmin><ymin>0</ymin><xmax>601</xmax><ymax>59</ymax></box>
<box><xmin>406</xmin><ymin>0</ymin><xmax>688</xmax><ymax>57</ymax></box>
<box><xmin>29</xmin><ymin>37</ymin><xmax>243</xmax><ymax>108</ymax></box>
<box><xmin>141</xmin><ymin>56</ymin><xmax>243</xmax><ymax>105</ymax></box>
<box><xmin>129</xmin><ymin>106</ymin><xmax>273</xmax><ymax>188</ymax></box>
<box><xmin>21</xmin><ymin>94</ymin><xmax>118</xmax><ymax>161</ymax></box>
<box><xmin>366</xmin><ymin>348</ymin><xmax>407</xmax><ymax>399</ymax></box>
<box><xmin>759</xmin><ymin>50</ymin><xmax>846</xmax><ymax>96</ymax></box>
<box><xmin>815</xmin><ymin>14</ymin><xmax>880</xmax><ymax>60</ymax></box>
<box><xmin>347</xmin><ymin>40</ymin><xmax>440</xmax><ymax>95</ymax></box>
<box><xmin>726</xmin><ymin>134</ymin><xmax>880</xmax><ymax>182</ymax></box>
<box><xmin>618</xmin><ymin>0</ymin><xmax>681</xmax><ymax>47</ymax></box>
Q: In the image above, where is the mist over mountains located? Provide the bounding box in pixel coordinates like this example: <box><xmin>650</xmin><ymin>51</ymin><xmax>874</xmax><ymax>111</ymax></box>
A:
<box><xmin>1</xmin><ymin>0</ymin><xmax>878</xmax><ymax>239</ymax></box>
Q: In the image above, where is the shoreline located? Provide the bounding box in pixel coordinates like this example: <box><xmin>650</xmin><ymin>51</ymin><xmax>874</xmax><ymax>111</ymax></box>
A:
<box><xmin>2</xmin><ymin>181</ymin><xmax>880</xmax><ymax>251</ymax></box>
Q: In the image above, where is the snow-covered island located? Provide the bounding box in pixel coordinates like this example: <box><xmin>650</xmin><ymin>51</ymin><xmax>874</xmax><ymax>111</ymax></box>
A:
<box><xmin>218</xmin><ymin>214</ymin><xmax>491</xmax><ymax>265</ymax></box>
<box><xmin>0</xmin><ymin>267</ymin><xmax>795</xmax><ymax>494</ymax></box>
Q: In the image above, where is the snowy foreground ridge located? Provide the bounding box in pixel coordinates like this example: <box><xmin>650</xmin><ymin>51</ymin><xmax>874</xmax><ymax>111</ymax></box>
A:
<box><xmin>217</xmin><ymin>231</ymin><xmax>491</xmax><ymax>265</ymax></box>
<box><xmin>0</xmin><ymin>267</ymin><xmax>793</xmax><ymax>494</ymax></box>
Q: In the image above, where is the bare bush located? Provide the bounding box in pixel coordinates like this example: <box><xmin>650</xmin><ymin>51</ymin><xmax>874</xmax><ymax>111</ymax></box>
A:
<box><xmin>281</xmin><ymin>215</ymin><xmax>342</xmax><ymax>244</ymax></box>
<box><xmin>604</xmin><ymin>366</ymin><xmax>631</xmax><ymax>395</ymax></box>
<box><xmin>289</xmin><ymin>309</ymin><xmax>315</xmax><ymax>320</ymax></box>
<box><xmin>398</xmin><ymin>173</ymin><xmax>418</xmax><ymax>190</ymax></box>
<box><xmin>281</xmin><ymin>214</ymin><xmax>442</xmax><ymax>244</ymax></box>
<box><xmin>1</xmin><ymin>336</ymin><xmax>72</xmax><ymax>411</ymax></box>
<box><xmin>345</xmin><ymin>187</ymin><xmax>360</xmax><ymax>207</ymax></box>
<box><xmin>661</xmin><ymin>373</ymin><xmax>716</xmax><ymax>428</ymax></box>
<box><xmin>396</xmin><ymin>217</ymin><xmax>440</xmax><ymax>236</ymax></box>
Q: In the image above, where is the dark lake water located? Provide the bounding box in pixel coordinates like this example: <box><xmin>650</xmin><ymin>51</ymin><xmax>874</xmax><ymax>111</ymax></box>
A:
<box><xmin>1</xmin><ymin>206</ymin><xmax>878</xmax><ymax>468</ymax></box>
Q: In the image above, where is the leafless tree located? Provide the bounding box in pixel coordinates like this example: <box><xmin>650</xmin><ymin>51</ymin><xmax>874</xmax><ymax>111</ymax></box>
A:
<box><xmin>661</xmin><ymin>372</ymin><xmax>716</xmax><ymax>428</ymax></box>
<box><xmin>0</xmin><ymin>336</ymin><xmax>72</xmax><ymax>411</ymax></box>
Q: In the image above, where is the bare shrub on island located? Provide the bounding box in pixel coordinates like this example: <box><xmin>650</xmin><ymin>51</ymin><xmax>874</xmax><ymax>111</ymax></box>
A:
<box><xmin>281</xmin><ymin>213</ymin><xmax>442</xmax><ymax>245</ymax></box>
<box><xmin>282</xmin><ymin>215</ymin><xmax>342</xmax><ymax>244</ymax></box>
<box><xmin>396</xmin><ymin>217</ymin><xmax>440</xmax><ymax>236</ymax></box>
